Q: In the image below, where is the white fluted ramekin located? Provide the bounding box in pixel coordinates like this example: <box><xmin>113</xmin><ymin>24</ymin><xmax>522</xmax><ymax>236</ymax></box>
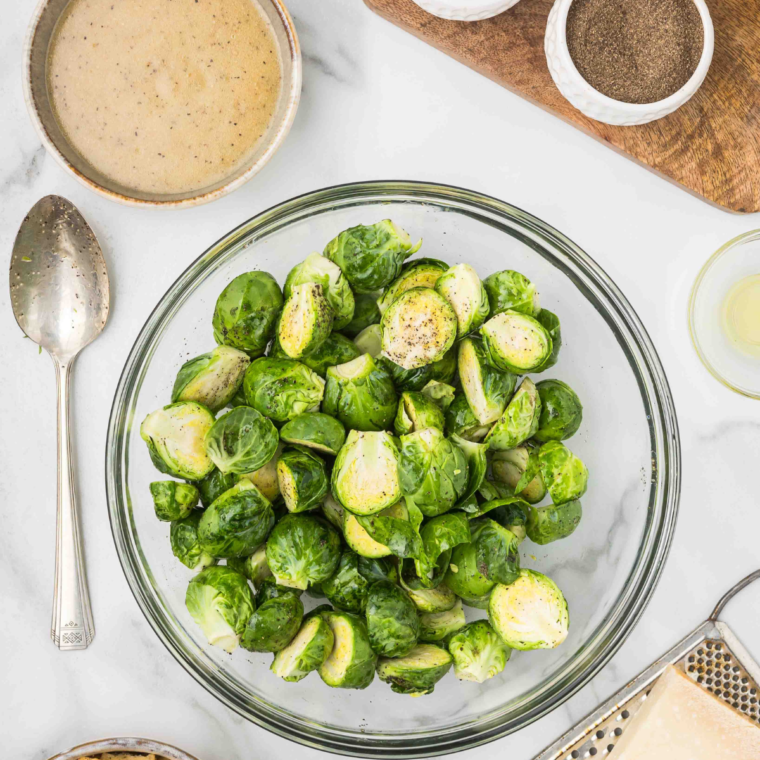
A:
<box><xmin>411</xmin><ymin>0</ymin><xmax>521</xmax><ymax>21</ymax></box>
<box><xmin>545</xmin><ymin>0</ymin><xmax>714</xmax><ymax>126</ymax></box>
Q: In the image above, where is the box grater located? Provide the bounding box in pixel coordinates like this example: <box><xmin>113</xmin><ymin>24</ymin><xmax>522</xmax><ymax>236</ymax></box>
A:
<box><xmin>535</xmin><ymin>569</ymin><xmax>760</xmax><ymax>759</ymax></box>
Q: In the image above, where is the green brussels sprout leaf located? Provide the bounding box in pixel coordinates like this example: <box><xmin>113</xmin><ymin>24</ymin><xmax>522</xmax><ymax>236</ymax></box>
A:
<box><xmin>204</xmin><ymin>406</ymin><xmax>279</xmax><ymax>475</ymax></box>
<box><xmin>366</xmin><ymin>580</ymin><xmax>420</xmax><ymax>657</ymax></box>
<box><xmin>448</xmin><ymin>620</ymin><xmax>511</xmax><ymax>683</ymax></box>
<box><xmin>149</xmin><ymin>481</ymin><xmax>198</xmax><ymax>522</ymax></box>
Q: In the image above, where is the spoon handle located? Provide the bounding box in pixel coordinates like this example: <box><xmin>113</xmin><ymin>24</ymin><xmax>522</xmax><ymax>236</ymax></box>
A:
<box><xmin>51</xmin><ymin>358</ymin><xmax>95</xmax><ymax>650</ymax></box>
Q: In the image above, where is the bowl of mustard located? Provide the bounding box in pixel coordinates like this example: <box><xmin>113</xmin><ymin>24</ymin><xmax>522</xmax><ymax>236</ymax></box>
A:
<box><xmin>48</xmin><ymin>737</ymin><xmax>200</xmax><ymax>760</ymax></box>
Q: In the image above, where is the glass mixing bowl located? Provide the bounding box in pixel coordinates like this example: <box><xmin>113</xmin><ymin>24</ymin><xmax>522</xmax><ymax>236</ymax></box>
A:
<box><xmin>106</xmin><ymin>181</ymin><xmax>680</xmax><ymax>757</ymax></box>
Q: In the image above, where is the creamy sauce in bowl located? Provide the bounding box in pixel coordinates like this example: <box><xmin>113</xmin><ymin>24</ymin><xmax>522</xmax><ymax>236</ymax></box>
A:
<box><xmin>47</xmin><ymin>0</ymin><xmax>282</xmax><ymax>195</ymax></box>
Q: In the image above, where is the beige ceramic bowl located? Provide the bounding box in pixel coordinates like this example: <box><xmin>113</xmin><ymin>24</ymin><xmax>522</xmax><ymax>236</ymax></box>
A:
<box><xmin>24</xmin><ymin>0</ymin><xmax>301</xmax><ymax>208</ymax></box>
<box><xmin>48</xmin><ymin>737</ymin><xmax>200</xmax><ymax>760</ymax></box>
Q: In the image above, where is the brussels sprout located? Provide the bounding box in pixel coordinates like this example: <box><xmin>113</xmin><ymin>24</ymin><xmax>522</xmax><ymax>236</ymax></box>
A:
<box><xmin>324</xmin><ymin>354</ymin><xmax>398</xmax><ymax>432</ymax></box>
<box><xmin>324</xmin><ymin>220</ymin><xmax>421</xmax><ymax>294</ymax></box>
<box><xmin>185</xmin><ymin>565</ymin><xmax>254</xmax><ymax>653</ymax></box>
<box><xmin>398</xmin><ymin>427</ymin><xmax>468</xmax><ymax>517</ymax></box>
<box><xmin>377</xmin><ymin>258</ymin><xmax>449</xmax><ymax>314</ymax></box>
<box><xmin>488</xmin><ymin>569</ymin><xmax>569</xmax><ymax>650</ymax></box>
<box><xmin>319</xmin><ymin>610</ymin><xmax>378</xmax><ymax>689</ymax></box>
<box><xmin>140</xmin><ymin>402</ymin><xmax>216</xmax><ymax>481</ymax></box>
<box><xmin>321</xmin><ymin>492</ymin><xmax>345</xmax><ymax>530</ymax></box>
<box><xmin>170</xmin><ymin>511</ymin><xmax>216</xmax><ymax>571</ymax></box>
<box><xmin>276</xmin><ymin>447</ymin><xmax>329</xmax><ymax>513</ymax></box>
<box><xmin>415</xmin><ymin>513</ymin><xmax>471</xmax><ymax>587</ymax></box>
<box><xmin>255</xmin><ymin>576</ymin><xmax>304</xmax><ymax>606</ymax></box>
<box><xmin>353</xmin><ymin>324</ymin><xmax>383</xmax><ymax>359</ymax></box>
<box><xmin>534</xmin><ymin>380</ymin><xmax>583</xmax><ymax>442</ymax></box>
<box><xmin>227</xmin><ymin>544</ymin><xmax>271</xmax><ymax>586</ymax></box>
<box><xmin>197</xmin><ymin>468</ymin><xmax>238</xmax><ymax>508</ymax></box>
<box><xmin>445</xmin><ymin>394</ymin><xmax>492</xmax><ymax>441</ymax></box>
<box><xmin>404</xmin><ymin>583</ymin><xmax>457</xmax><ymax>613</ymax></box>
<box><xmin>284</xmin><ymin>252</ymin><xmax>356</xmax><ymax>331</ymax></box>
<box><xmin>458</xmin><ymin>337</ymin><xmax>517</xmax><ymax>426</ymax></box>
<box><xmin>322</xmin><ymin>550</ymin><xmax>371</xmax><ymax>613</ymax></box>
<box><xmin>448</xmin><ymin>620</ymin><xmax>511</xmax><ymax>683</ymax></box>
<box><xmin>479</xmin><ymin>311</ymin><xmax>553</xmax><ymax>374</ymax></box>
<box><xmin>486</xmin><ymin>378</ymin><xmax>541</xmax><ymax>451</ymax></box>
<box><xmin>277</xmin><ymin>283</ymin><xmax>334</xmax><ymax>360</ymax></box>
<box><xmin>377</xmin><ymin>643</ymin><xmax>453</xmax><ymax>696</ymax></box>
<box><xmin>355</xmin><ymin>502</ymin><xmax>423</xmax><ymax>560</ymax></box>
<box><xmin>332</xmin><ymin>430</ymin><xmax>402</xmax><ymax>515</ymax></box>
<box><xmin>491</xmin><ymin>445</ymin><xmax>547</xmax><ymax>504</ymax></box>
<box><xmin>394</xmin><ymin>391</ymin><xmax>445</xmax><ymax>436</ymax></box>
<box><xmin>482</xmin><ymin>270</ymin><xmax>540</xmax><ymax>317</ymax></box>
<box><xmin>204</xmin><ymin>406</ymin><xmax>279</xmax><ymax>475</ymax></box>
<box><xmin>539</xmin><ymin>441</ymin><xmax>589</xmax><ymax>505</ymax></box>
<box><xmin>477</xmin><ymin>479</ymin><xmax>513</xmax><ymax>502</ymax></box>
<box><xmin>271</xmin><ymin>331</ymin><xmax>361</xmax><ymax>377</ymax></box>
<box><xmin>444</xmin><ymin>524</ymin><xmax>495</xmax><ymax>602</ymax></box>
<box><xmin>238</xmin><ymin>442</ymin><xmax>284</xmax><ymax>502</ymax></box>
<box><xmin>172</xmin><ymin>345</ymin><xmax>251</xmax><ymax>412</ymax></box>
<box><xmin>243</xmin><ymin>357</ymin><xmax>325</xmax><ymax>424</ymax></box>
<box><xmin>281</xmin><ymin>414</ymin><xmax>346</xmax><ymax>457</ymax></box>
<box><xmin>476</xmin><ymin>498</ymin><xmax>530</xmax><ymax>543</ymax></box>
<box><xmin>534</xmin><ymin>309</ymin><xmax>562</xmax><ymax>372</ymax></box>
<box><xmin>375</xmin><ymin>356</ymin><xmax>432</xmax><ymax>393</ymax></box>
<box><xmin>340</xmin><ymin>293</ymin><xmax>381</xmax><ymax>338</ymax></box>
<box><xmin>266</xmin><ymin>513</ymin><xmax>341</xmax><ymax>590</ymax></box>
<box><xmin>527</xmin><ymin>500</ymin><xmax>582</xmax><ymax>545</ymax></box>
<box><xmin>357</xmin><ymin>555</ymin><xmax>399</xmax><ymax>585</ymax></box>
<box><xmin>212</xmin><ymin>271</ymin><xmax>283</xmax><ymax>357</ymax></box>
<box><xmin>341</xmin><ymin>500</ymin><xmax>402</xmax><ymax>558</ymax></box>
<box><xmin>421</xmin><ymin>380</ymin><xmax>456</xmax><ymax>412</ymax></box>
<box><xmin>473</xmin><ymin>518</ymin><xmax>521</xmax><ymax>586</ymax></box>
<box><xmin>381</xmin><ymin>288</ymin><xmax>458</xmax><ymax>370</ymax></box>
<box><xmin>419</xmin><ymin>599</ymin><xmax>466</xmax><ymax>643</ymax></box>
<box><xmin>271</xmin><ymin>613</ymin><xmax>335</xmax><ymax>682</ymax></box>
<box><xmin>149</xmin><ymin>481</ymin><xmax>199</xmax><ymax>521</ymax></box>
<box><xmin>452</xmin><ymin>435</ymin><xmax>488</xmax><ymax>507</ymax></box>
<box><xmin>366</xmin><ymin>580</ymin><xmax>420</xmax><ymax>657</ymax></box>
<box><xmin>435</xmin><ymin>264</ymin><xmax>490</xmax><ymax>337</ymax></box>
<box><xmin>241</xmin><ymin>591</ymin><xmax>304</xmax><ymax>653</ymax></box>
<box><xmin>198</xmin><ymin>480</ymin><xmax>275</xmax><ymax>558</ymax></box>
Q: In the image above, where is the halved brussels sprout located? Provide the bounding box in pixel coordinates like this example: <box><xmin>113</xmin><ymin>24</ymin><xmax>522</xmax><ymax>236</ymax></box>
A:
<box><xmin>342</xmin><ymin>501</ymin><xmax>405</xmax><ymax>558</ymax></box>
<box><xmin>473</xmin><ymin>518</ymin><xmax>521</xmax><ymax>586</ymax></box>
<box><xmin>227</xmin><ymin>544</ymin><xmax>271</xmax><ymax>586</ymax></box>
<box><xmin>357</xmin><ymin>555</ymin><xmax>399</xmax><ymax>585</ymax></box>
<box><xmin>332</xmin><ymin>430</ymin><xmax>402</xmax><ymax>515</ymax></box>
<box><xmin>408</xmin><ymin>512</ymin><xmax>471</xmax><ymax>589</ymax></box>
<box><xmin>322</xmin><ymin>549</ymin><xmax>370</xmax><ymax>613</ymax></box>
<box><xmin>482</xmin><ymin>270</ymin><xmax>540</xmax><ymax>317</ymax></box>
<box><xmin>534</xmin><ymin>309</ymin><xmax>562</xmax><ymax>372</ymax></box>
<box><xmin>197</xmin><ymin>468</ymin><xmax>238</xmax><ymax>508</ymax></box>
<box><xmin>266</xmin><ymin>513</ymin><xmax>341</xmax><ymax>590</ymax></box>
<box><xmin>366</xmin><ymin>580</ymin><xmax>420</xmax><ymax>657</ymax></box>
<box><xmin>141</xmin><ymin>401</ymin><xmax>216</xmax><ymax>481</ymax></box>
<box><xmin>284</xmin><ymin>252</ymin><xmax>356</xmax><ymax>331</ymax></box>
<box><xmin>479</xmin><ymin>310</ymin><xmax>553</xmax><ymax>374</ymax></box>
<box><xmin>324</xmin><ymin>354</ymin><xmax>398</xmax><ymax>432</ymax></box>
<box><xmin>278</xmin><ymin>283</ymin><xmax>334</xmax><ymax>360</ymax></box>
<box><xmin>491</xmin><ymin>445</ymin><xmax>547</xmax><ymax>504</ymax></box>
<box><xmin>539</xmin><ymin>441</ymin><xmax>589</xmax><ymax>504</ymax></box>
<box><xmin>381</xmin><ymin>288</ymin><xmax>458</xmax><ymax>370</ymax></box>
<box><xmin>321</xmin><ymin>492</ymin><xmax>345</xmax><ymax>530</ymax></box>
<box><xmin>340</xmin><ymin>293</ymin><xmax>381</xmax><ymax>338</ymax></box>
<box><xmin>241</xmin><ymin>591</ymin><xmax>304</xmax><ymax>653</ymax></box>
<box><xmin>198</xmin><ymin>480</ymin><xmax>275</xmax><ymax>558</ymax></box>
<box><xmin>149</xmin><ymin>481</ymin><xmax>198</xmax><ymax>522</ymax></box>
<box><xmin>445</xmin><ymin>394</ymin><xmax>492</xmax><ymax>441</ymax></box>
<box><xmin>185</xmin><ymin>565</ymin><xmax>254</xmax><ymax>653</ymax></box>
<box><xmin>172</xmin><ymin>345</ymin><xmax>251</xmax><ymax>412</ymax></box>
<box><xmin>377</xmin><ymin>643</ymin><xmax>453</xmax><ymax>696</ymax></box>
<box><xmin>212</xmin><ymin>271</ymin><xmax>283</xmax><ymax>357</ymax></box>
<box><xmin>527</xmin><ymin>500</ymin><xmax>582</xmax><ymax>545</ymax></box>
<box><xmin>355</xmin><ymin>501</ymin><xmax>423</xmax><ymax>560</ymax></box>
<box><xmin>488</xmin><ymin>569</ymin><xmax>569</xmax><ymax>650</ymax></box>
<box><xmin>324</xmin><ymin>220</ymin><xmax>421</xmax><ymax>294</ymax></box>
<box><xmin>243</xmin><ymin>357</ymin><xmax>325</xmax><ymax>423</ymax></box>
<box><xmin>534</xmin><ymin>379</ymin><xmax>583</xmax><ymax>441</ymax></box>
<box><xmin>270</xmin><ymin>332</ymin><xmax>361</xmax><ymax>377</ymax></box>
<box><xmin>170</xmin><ymin>511</ymin><xmax>216</xmax><ymax>571</ymax></box>
<box><xmin>403</xmin><ymin>583</ymin><xmax>457</xmax><ymax>613</ymax></box>
<box><xmin>398</xmin><ymin>427</ymin><xmax>468</xmax><ymax>517</ymax></box>
<box><xmin>280</xmin><ymin>413</ymin><xmax>346</xmax><ymax>456</ymax></box>
<box><xmin>204</xmin><ymin>406</ymin><xmax>279</xmax><ymax>475</ymax></box>
<box><xmin>319</xmin><ymin>610</ymin><xmax>378</xmax><ymax>689</ymax></box>
<box><xmin>452</xmin><ymin>435</ymin><xmax>488</xmax><ymax>507</ymax></box>
<box><xmin>448</xmin><ymin>620</ymin><xmax>511</xmax><ymax>683</ymax></box>
<box><xmin>435</xmin><ymin>263</ymin><xmax>490</xmax><ymax>337</ymax></box>
<box><xmin>458</xmin><ymin>337</ymin><xmax>517</xmax><ymax>425</ymax></box>
<box><xmin>444</xmin><ymin>521</ymin><xmax>495</xmax><ymax>601</ymax></box>
<box><xmin>418</xmin><ymin>599</ymin><xmax>466</xmax><ymax>643</ymax></box>
<box><xmin>421</xmin><ymin>380</ymin><xmax>456</xmax><ymax>411</ymax></box>
<box><xmin>486</xmin><ymin>378</ymin><xmax>541</xmax><ymax>451</ymax></box>
<box><xmin>277</xmin><ymin>447</ymin><xmax>329</xmax><ymax>513</ymax></box>
<box><xmin>394</xmin><ymin>391</ymin><xmax>445</xmax><ymax>436</ymax></box>
<box><xmin>238</xmin><ymin>442</ymin><xmax>284</xmax><ymax>502</ymax></box>
<box><xmin>353</xmin><ymin>324</ymin><xmax>383</xmax><ymax>357</ymax></box>
<box><xmin>377</xmin><ymin>257</ymin><xmax>449</xmax><ymax>314</ymax></box>
<box><xmin>271</xmin><ymin>614</ymin><xmax>335</xmax><ymax>682</ymax></box>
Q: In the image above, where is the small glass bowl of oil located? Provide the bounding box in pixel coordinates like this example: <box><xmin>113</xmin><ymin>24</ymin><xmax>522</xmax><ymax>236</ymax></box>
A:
<box><xmin>690</xmin><ymin>230</ymin><xmax>760</xmax><ymax>398</ymax></box>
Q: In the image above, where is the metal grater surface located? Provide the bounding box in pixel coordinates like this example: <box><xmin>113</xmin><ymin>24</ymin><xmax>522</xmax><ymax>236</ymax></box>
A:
<box><xmin>535</xmin><ymin>570</ymin><xmax>760</xmax><ymax>760</ymax></box>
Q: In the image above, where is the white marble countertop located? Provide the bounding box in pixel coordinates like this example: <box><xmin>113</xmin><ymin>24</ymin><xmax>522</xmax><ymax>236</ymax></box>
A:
<box><xmin>2</xmin><ymin>1</ymin><xmax>760</xmax><ymax>758</ymax></box>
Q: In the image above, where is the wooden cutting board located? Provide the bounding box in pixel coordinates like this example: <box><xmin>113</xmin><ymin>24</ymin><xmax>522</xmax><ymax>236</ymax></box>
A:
<box><xmin>364</xmin><ymin>0</ymin><xmax>760</xmax><ymax>214</ymax></box>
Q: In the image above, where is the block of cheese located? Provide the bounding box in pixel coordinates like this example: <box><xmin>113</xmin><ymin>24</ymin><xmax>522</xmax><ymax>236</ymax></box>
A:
<box><xmin>613</xmin><ymin>665</ymin><xmax>760</xmax><ymax>759</ymax></box>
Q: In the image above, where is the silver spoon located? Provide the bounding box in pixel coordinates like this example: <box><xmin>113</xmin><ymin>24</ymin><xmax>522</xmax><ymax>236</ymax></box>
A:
<box><xmin>10</xmin><ymin>196</ymin><xmax>109</xmax><ymax>650</ymax></box>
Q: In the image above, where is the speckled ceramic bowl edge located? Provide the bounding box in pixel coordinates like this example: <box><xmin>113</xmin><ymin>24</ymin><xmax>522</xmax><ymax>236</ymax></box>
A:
<box><xmin>47</xmin><ymin>737</ymin><xmax>201</xmax><ymax>760</ymax></box>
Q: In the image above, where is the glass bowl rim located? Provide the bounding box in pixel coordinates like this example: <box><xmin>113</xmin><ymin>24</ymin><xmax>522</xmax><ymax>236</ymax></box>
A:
<box><xmin>106</xmin><ymin>180</ymin><xmax>681</xmax><ymax>758</ymax></box>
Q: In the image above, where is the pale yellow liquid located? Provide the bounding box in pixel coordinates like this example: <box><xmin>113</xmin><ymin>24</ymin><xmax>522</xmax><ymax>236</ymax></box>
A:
<box><xmin>722</xmin><ymin>275</ymin><xmax>760</xmax><ymax>358</ymax></box>
<box><xmin>47</xmin><ymin>0</ymin><xmax>282</xmax><ymax>195</ymax></box>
